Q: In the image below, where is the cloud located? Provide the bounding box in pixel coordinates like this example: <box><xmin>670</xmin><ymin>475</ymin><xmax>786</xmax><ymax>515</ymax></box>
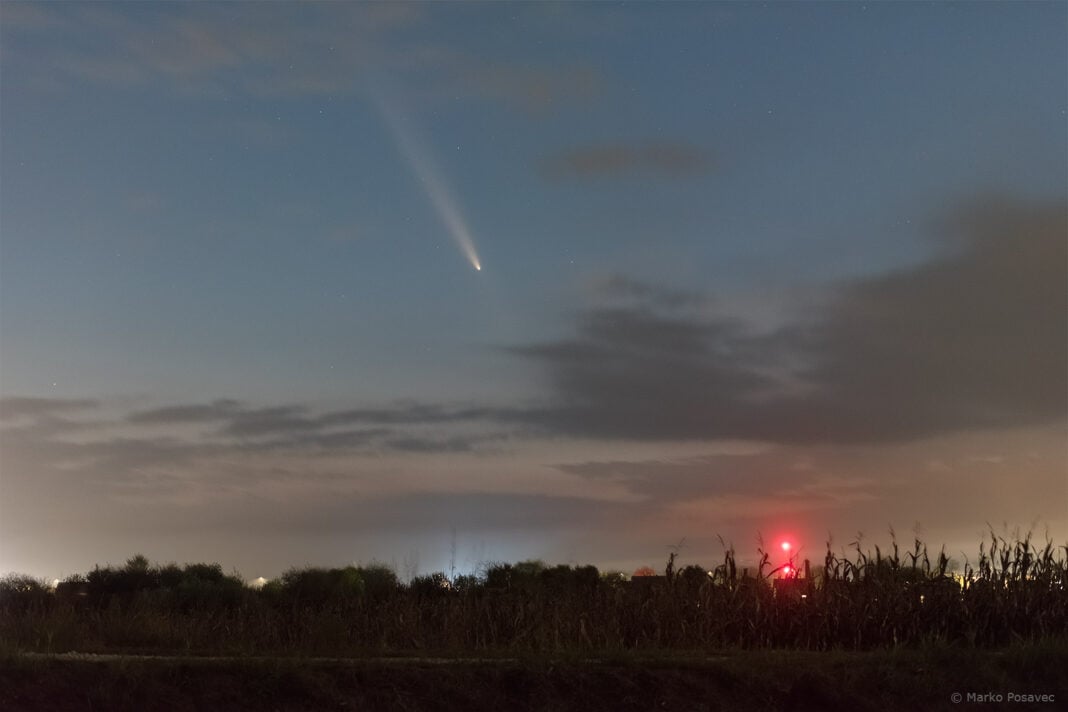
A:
<box><xmin>774</xmin><ymin>196</ymin><xmax>1067</xmax><ymax>441</ymax></box>
<box><xmin>542</xmin><ymin>141</ymin><xmax>713</xmax><ymax>179</ymax></box>
<box><xmin>3</xmin><ymin>395</ymin><xmax>1063</xmax><ymax>577</ymax></box>
<box><xmin>229</xmin><ymin>412</ymin><xmax>519</xmax><ymax>455</ymax></box>
<box><xmin>511</xmin><ymin>196</ymin><xmax>1067</xmax><ymax>444</ymax></box>
<box><xmin>218</xmin><ymin>406</ymin><xmax>317</xmax><ymax>438</ymax></box>
<box><xmin>0</xmin><ymin>423</ymin><xmax>221</xmax><ymax>501</ymax></box>
<box><xmin>507</xmin><ymin>304</ymin><xmax>773</xmax><ymax>440</ymax></box>
<box><xmin>4</xmin><ymin>198</ymin><xmax>1060</xmax><ymax>474</ymax></box>
<box><xmin>0</xmin><ymin>2</ymin><xmax>61</xmax><ymax>29</ymax></box>
<box><xmin>4</xmin><ymin>3</ymin><xmax>601</xmax><ymax>112</ymax></box>
<box><xmin>0</xmin><ymin>397</ymin><xmax>625</xmax><ymax>554</ymax></box>
<box><xmin>10</xmin><ymin>4</ymin><xmax>299</xmax><ymax>91</ymax></box>
<box><xmin>591</xmin><ymin>274</ymin><xmax>708</xmax><ymax>309</ymax></box>
<box><xmin>319</xmin><ymin>404</ymin><xmax>493</xmax><ymax>426</ymax></box>
<box><xmin>1</xmin><ymin>397</ymin><xmax>521</xmax><ymax>503</ymax></box>
<box><xmin>0</xmin><ymin>397</ymin><xmax>100</xmax><ymax>420</ymax></box>
<box><xmin>127</xmin><ymin>399</ymin><xmax>516</xmax><ymax>438</ymax></box>
<box><xmin>383</xmin><ymin>433</ymin><xmax>506</xmax><ymax>454</ymax></box>
<box><xmin>552</xmin><ymin>451</ymin><xmax>884</xmax><ymax>506</ymax></box>
<box><xmin>126</xmin><ymin>399</ymin><xmax>243</xmax><ymax>424</ymax></box>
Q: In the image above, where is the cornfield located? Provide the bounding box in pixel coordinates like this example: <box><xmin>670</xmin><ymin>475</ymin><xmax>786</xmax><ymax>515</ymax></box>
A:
<box><xmin>2</xmin><ymin>531</ymin><xmax>1065</xmax><ymax>656</ymax></box>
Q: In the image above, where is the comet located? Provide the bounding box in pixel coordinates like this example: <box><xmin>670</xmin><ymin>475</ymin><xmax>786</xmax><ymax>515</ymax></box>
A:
<box><xmin>374</xmin><ymin>96</ymin><xmax>483</xmax><ymax>273</ymax></box>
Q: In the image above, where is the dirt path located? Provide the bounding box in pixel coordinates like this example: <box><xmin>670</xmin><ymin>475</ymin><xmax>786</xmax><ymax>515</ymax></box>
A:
<box><xmin>18</xmin><ymin>651</ymin><xmax>527</xmax><ymax>665</ymax></box>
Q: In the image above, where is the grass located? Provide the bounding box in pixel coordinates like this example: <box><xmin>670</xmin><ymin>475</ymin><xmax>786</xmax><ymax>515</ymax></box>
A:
<box><xmin>2</xmin><ymin>642</ymin><xmax>1066</xmax><ymax>711</ymax></box>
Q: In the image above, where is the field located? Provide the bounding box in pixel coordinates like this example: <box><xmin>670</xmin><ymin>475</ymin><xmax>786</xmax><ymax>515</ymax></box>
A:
<box><xmin>2</xmin><ymin>532</ymin><xmax>1066</xmax><ymax>710</ymax></box>
<box><xmin>3</xmin><ymin>645</ymin><xmax>1066</xmax><ymax>711</ymax></box>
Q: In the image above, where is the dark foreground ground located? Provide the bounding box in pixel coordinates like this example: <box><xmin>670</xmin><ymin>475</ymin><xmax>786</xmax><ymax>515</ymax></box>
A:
<box><xmin>2</xmin><ymin>644</ymin><xmax>1066</xmax><ymax>712</ymax></box>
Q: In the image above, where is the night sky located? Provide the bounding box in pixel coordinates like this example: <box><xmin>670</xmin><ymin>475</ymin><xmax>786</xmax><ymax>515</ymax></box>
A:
<box><xmin>1</xmin><ymin>2</ymin><xmax>1065</xmax><ymax>581</ymax></box>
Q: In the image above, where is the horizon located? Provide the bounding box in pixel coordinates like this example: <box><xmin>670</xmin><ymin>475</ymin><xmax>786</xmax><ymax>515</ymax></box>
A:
<box><xmin>10</xmin><ymin>527</ymin><xmax>1060</xmax><ymax>586</ymax></box>
<box><xmin>13</xmin><ymin>525</ymin><xmax>1056</xmax><ymax>587</ymax></box>
<box><xmin>1</xmin><ymin>2</ymin><xmax>1065</xmax><ymax>583</ymax></box>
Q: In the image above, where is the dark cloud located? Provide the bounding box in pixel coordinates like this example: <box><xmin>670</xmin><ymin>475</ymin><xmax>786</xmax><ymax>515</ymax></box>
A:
<box><xmin>127</xmin><ymin>399</ymin><xmax>243</xmax><ymax>424</ymax></box>
<box><xmin>72</xmin><ymin>437</ymin><xmax>217</xmax><ymax>476</ymax></box>
<box><xmin>542</xmin><ymin>141</ymin><xmax>713</xmax><ymax>179</ymax></box>
<box><xmin>128</xmin><ymin>399</ymin><xmax>515</xmax><ymax>438</ymax></box>
<box><xmin>2</xmin><ymin>397</ymin><xmax>517</xmax><ymax>497</ymax></box>
<box><xmin>554</xmin><ymin>454</ymin><xmax>780</xmax><ymax>502</ymax></box>
<box><xmin>218</xmin><ymin>406</ymin><xmax>316</xmax><ymax>438</ymax></box>
<box><xmin>0</xmin><ymin>397</ymin><xmax>99</xmax><ymax>420</ymax></box>
<box><xmin>256</xmin><ymin>428</ymin><xmax>391</xmax><ymax>453</ymax></box>
<box><xmin>318</xmin><ymin>404</ymin><xmax>507</xmax><ymax>427</ymax></box>
<box><xmin>768</xmin><ymin>196</ymin><xmax>1067</xmax><ymax>442</ymax></box>
<box><xmin>129</xmin><ymin>401</ymin><xmax>330</xmax><ymax>439</ymax></box>
<box><xmin>223</xmin><ymin>408</ymin><xmax>520</xmax><ymax>453</ymax></box>
<box><xmin>383</xmin><ymin>433</ymin><xmax>504</xmax><ymax>454</ymax></box>
<box><xmin>592</xmin><ymin>274</ymin><xmax>707</xmax><ymax>309</ymax></box>
<box><xmin>508</xmin><ymin>304</ymin><xmax>770</xmax><ymax>440</ymax></box>
<box><xmin>215</xmin><ymin>402</ymin><xmax>521</xmax><ymax>441</ymax></box>
<box><xmin>552</xmin><ymin>451</ymin><xmax>883</xmax><ymax>506</ymax></box>
<box><xmin>512</xmin><ymin>196</ymin><xmax>1067</xmax><ymax>443</ymax></box>
<box><xmin>0</xmin><ymin>423</ymin><xmax>221</xmax><ymax>500</ymax></box>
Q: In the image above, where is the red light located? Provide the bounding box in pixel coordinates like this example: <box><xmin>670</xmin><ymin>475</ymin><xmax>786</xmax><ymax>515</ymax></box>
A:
<box><xmin>781</xmin><ymin>541</ymin><xmax>791</xmax><ymax>552</ymax></box>
<box><xmin>783</xmin><ymin>565</ymin><xmax>792</xmax><ymax>574</ymax></box>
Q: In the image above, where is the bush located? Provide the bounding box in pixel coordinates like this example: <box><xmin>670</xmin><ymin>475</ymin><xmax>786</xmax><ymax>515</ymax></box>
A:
<box><xmin>358</xmin><ymin>563</ymin><xmax>399</xmax><ymax>602</ymax></box>
<box><xmin>0</xmin><ymin>574</ymin><xmax>50</xmax><ymax>612</ymax></box>
<box><xmin>278</xmin><ymin>566</ymin><xmax>365</xmax><ymax>607</ymax></box>
<box><xmin>409</xmin><ymin>572</ymin><xmax>452</xmax><ymax>597</ymax></box>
